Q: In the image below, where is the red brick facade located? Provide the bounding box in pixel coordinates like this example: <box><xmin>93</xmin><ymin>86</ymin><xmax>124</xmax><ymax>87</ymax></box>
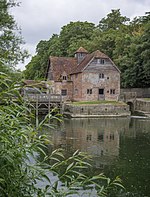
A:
<box><xmin>46</xmin><ymin>47</ymin><xmax>120</xmax><ymax>101</ymax></box>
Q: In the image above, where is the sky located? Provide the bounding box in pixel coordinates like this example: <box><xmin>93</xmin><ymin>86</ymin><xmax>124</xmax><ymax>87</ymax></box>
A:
<box><xmin>11</xmin><ymin>0</ymin><xmax>150</xmax><ymax>70</ymax></box>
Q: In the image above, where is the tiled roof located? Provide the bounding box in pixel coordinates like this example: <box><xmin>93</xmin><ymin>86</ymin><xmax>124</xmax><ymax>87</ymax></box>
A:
<box><xmin>75</xmin><ymin>47</ymin><xmax>88</xmax><ymax>53</ymax></box>
<box><xmin>93</xmin><ymin>50</ymin><xmax>109</xmax><ymax>59</ymax></box>
<box><xmin>49</xmin><ymin>56</ymin><xmax>77</xmax><ymax>81</ymax></box>
<box><xmin>71</xmin><ymin>53</ymin><xmax>93</xmax><ymax>74</ymax></box>
<box><xmin>47</xmin><ymin>49</ymin><xmax>120</xmax><ymax>80</ymax></box>
<box><xmin>71</xmin><ymin>50</ymin><xmax>111</xmax><ymax>74</ymax></box>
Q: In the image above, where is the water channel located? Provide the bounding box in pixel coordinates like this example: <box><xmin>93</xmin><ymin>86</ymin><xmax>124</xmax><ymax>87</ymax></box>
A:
<box><xmin>44</xmin><ymin>117</ymin><xmax>150</xmax><ymax>196</ymax></box>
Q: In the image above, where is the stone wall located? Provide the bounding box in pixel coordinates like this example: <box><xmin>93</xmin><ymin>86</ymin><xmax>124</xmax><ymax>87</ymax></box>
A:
<box><xmin>81</xmin><ymin>70</ymin><xmax>120</xmax><ymax>101</ymax></box>
<box><xmin>136</xmin><ymin>99</ymin><xmax>150</xmax><ymax>112</ymax></box>
<box><xmin>64</xmin><ymin>103</ymin><xmax>130</xmax><ymax>118</ymax></box>
<box><xmin>54</xmin><ymin>81</ymin><xmax>73</xmax><ymax>101</ymax></box>
<box><xmin>121</xmin><ymin>88</ymin><xmax>150</xmax><ymax>98</ymax></box>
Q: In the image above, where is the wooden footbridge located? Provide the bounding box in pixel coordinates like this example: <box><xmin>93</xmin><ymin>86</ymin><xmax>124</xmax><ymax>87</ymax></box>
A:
<box><xmin>23</xmin><ymin>93</ymin><xmax>63</xmax><ymax>127</ymax></box>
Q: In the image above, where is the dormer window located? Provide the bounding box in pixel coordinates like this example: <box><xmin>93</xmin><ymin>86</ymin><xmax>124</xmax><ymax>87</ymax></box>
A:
<box><xmin>62</xmin><ymin>75</ymin><xmax>67</xmax><ymax>80</ymax></box>
<box><xmin>62</xmin><ymin>71</ymin><xmax>67</xmax><ymax>81</ymax></box>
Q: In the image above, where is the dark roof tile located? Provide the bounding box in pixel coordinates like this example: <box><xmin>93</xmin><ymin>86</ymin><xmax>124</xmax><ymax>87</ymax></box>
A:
<box><xmin>49</xmin><ymin>56</ymin><xmax>77</xmax><ymax>81</ymax></box>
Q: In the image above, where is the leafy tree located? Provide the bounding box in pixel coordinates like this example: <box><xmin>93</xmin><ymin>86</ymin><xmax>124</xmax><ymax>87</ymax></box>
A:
<box><xmin>24</xmin><ymin>22</ymin><xmax>95</xmax><ymax>79</ymax></box>
<box><xmin>0</xmin><ymin>0</ymin><xmax>28</xmax><ymax>75</ymax></box>
<box><xmin>24</xmin><ymin>34</ymin><xmax>61</xmax><ymax>80</ymax></box>
<box><xmin>24</xmin><ymin>10</ymin><xmax>150</xmax><ymax>88</ymax></box>
<box><xmin>98</xmin><ymin>9</ymin><xmax>130</xmax><ymax>31</ymax></box>
<box><xmin>59</xmin><ymin>21</ymin><xmax>95</xmax><ymax>56</ymax></box>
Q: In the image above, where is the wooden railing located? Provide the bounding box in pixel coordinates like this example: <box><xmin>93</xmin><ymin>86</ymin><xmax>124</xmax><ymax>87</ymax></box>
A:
<box><xmin>24</xmin><ymin>94</ymin><xmax>62</xmax><ymax>103</ymax></box>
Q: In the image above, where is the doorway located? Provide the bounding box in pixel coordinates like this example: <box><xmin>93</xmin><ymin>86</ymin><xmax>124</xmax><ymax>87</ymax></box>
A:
<box><xmin>98</xmin><ymin>88</ymin><xmax>105</xmax><ymax>100</ymax></box>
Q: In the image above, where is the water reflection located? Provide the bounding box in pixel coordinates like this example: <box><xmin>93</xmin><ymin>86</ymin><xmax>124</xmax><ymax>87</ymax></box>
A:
<box><xmin>50</xmin><ymin>118</ymin><xmax>130</xmax><ymax>167</ymax></box>
<box><xmin>47</xmin><ymin>117</ymin><xmax>150</xmax><ymax>196</ymax></box>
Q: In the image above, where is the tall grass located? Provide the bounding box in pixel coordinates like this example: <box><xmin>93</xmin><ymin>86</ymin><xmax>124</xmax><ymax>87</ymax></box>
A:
<box><xmin>0</xmin><ymin>73</ymin><xmax>124</xmax><ymax>196</ymax></box>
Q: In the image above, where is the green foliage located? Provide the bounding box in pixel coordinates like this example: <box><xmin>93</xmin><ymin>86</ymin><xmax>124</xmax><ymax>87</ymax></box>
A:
<box><xmin>98</xmin><ymin>9</ymin><xmax>130</xmax><ymax>31</ymax></box>
<box><xmin>24</xmin><ymin>9</ymin><xmax>150</xmax><ymax>88</ymax></box>
<box><xmin>24</xmin><ymin>21</ymin><xmax>95</xmax><ymax>80</ymax></box>
<box><xmin>0</xmin><ymin>73</ymin><xmax>124</xmax><ymax>196</ymax></box>
<box><xmin>0</xmin><ymin>0</ymin><xmax>28</xmax><ymax>74</ymax></box>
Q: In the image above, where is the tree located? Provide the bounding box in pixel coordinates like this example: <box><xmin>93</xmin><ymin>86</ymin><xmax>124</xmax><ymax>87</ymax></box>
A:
<box><xmin>59</xmin><ymin>21</ymin><xmax>95</xmax><ymax>56</ymax></box>
<box><xmin>24</xmin><ymin>22</ymin><xmax>95</xmax><ymax>79</ymax></box>
<box><xmin>0</xmin><ymin>0</ymin><xmax>28</xmax><ymax>74</ymax></box>
<box><xmin>98</xmin><ymin>9</ymin><xmax>130</xmax><ymax>31</ymax></box>
<box><xmin>24</xmin><ymin>34</ymin><xmax>61</xmax><ymax>79</ymax></box>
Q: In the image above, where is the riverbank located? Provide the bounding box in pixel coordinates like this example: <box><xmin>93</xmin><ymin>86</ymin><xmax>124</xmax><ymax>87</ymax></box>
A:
<box><xmin>63</xmin><ymin>101</ymin><xmax>130</xmax><ymax>118</ymax></box>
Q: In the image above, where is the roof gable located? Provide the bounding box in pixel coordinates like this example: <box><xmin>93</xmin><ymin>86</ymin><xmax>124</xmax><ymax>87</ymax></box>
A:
<box><xmin>71</xmin><ymin>50</ymin><xmax>120</xmax><ymax>74</ymax></box>
<box><xmin>46</xmin><ymin>49</ymin><xmax>120</xmax><ymax>80</ymax></box>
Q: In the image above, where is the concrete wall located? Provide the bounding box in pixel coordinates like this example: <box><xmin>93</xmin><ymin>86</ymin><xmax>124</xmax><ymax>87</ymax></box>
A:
<box><xmin>64</xmin><ymin>103</ymin><xmax>130</xmax><ymax>117</ymax></box>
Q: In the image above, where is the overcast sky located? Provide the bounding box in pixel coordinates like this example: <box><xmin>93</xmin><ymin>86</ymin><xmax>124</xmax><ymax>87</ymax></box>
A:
<box><xmin>11</xmin><ymin>0</ymin><xmax>150</xmax><ymax>70</ymax></box>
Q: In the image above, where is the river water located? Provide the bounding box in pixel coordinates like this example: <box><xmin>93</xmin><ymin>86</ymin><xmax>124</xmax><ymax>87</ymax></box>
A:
<box><xmin>45</xmin><ymin>117</ymin><xmax>150</xmax><ymax>196</ymax></box>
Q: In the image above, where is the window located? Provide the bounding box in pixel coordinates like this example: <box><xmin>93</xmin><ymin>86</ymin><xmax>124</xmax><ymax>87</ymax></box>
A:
<box><xmin>99</xmin><ymin>73</ymin><xmax>104</xmax><ymax>79</ymax></box>
<box><xmin>110</xmin><ymin>89</ymin><xmax>115</xmax><ymax>94</ymax></box>
<box><xmin>92</xmin><ymin>58</ymin><xmax>98</xmax><ymax>64</ymax></box>
<box><xmin>92</xmin><ymin>58</ymin><xmax>105</xmax><ymax>64</ymax></box>
<box><xmin>110</xmin><ymin>134</ymin><xmax>114</xmax><ymax>140</ymax></box>
<box><xmin>62</xmin><ymin>76</ymin><xmax>67</xmax><ymax>80</ymax></box>
<box><xmin>87</xmin><ymin>89</ymin><xmax>92</xmax><ymax>94</ymax></box>
<box><xmin>100</xmin><ymin>59</ymin><xmax>105</xmax><ymax>64</ymax></box>
<box><xmin>98</xmin><ymin>134</ymin><xmax>104</xmax><ymax>141</ymax></box>
<box><xmin>87</xmin><ymin>134</ymin><xmax>92</xmax><ymax>141</ymax></box>
<box><xmin>61</xmin><ymin>89</ymin><xmax>67</xmax><ymax>96</ymax></box>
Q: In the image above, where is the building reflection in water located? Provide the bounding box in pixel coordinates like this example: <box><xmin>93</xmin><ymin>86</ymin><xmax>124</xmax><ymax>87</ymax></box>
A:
<box><xmin>49</xmin><ymin>118</ymin><xmax>130</xmax><ymax>169</ymax></box>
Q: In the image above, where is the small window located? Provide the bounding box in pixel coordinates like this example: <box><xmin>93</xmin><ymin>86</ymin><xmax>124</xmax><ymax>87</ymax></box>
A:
<box><xmin>92</xmin><ymin>58</ymin><xmax>97</xmax><ymax>64</ymax></box>
<box><xmin>110</xmin><ymin>89</ymin><xmax>115</xmax><ymax>94</ymax></box>
<box><xmin>62</xmin><ymin>76</ymin><xmax>67</xmax><ymax>80</ymax></box>
<box><xmin>87</xmin><ymin>134</ymin><xmax>92</xmax><ymax>141</ymax></box>
<box><xmin>100</xmin><ymin>59</ymin><xmax>105</xmax><ymax>64</ymax></box>
<box><xmin>87</xmin><ymin>89</ymin><xmax>92</xmax><ymax>94</ymax></box>
<box><xmin>99</xmin><ymin>73</ymin><xmax>104</xmax><ymax>79</ymax></box>
<box><xmin>98</xmin><ymin>134</ymin><xmax>104</xmax><ymax>141</ymax></box>
<box><xmin>61</xmin><ymin>89</ymin><xmax>67</xmax><ymax>96</ymax></box>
